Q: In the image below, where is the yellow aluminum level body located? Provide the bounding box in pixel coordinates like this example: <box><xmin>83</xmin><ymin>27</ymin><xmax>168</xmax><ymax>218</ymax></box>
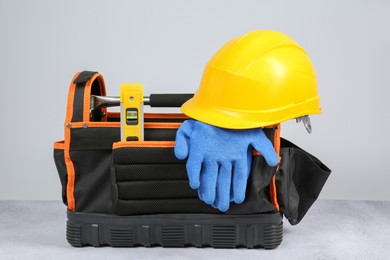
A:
<box><xmin>120</xmin><ymin>83</ymin><xmax>144</xmax><ymax>141</ymax></box>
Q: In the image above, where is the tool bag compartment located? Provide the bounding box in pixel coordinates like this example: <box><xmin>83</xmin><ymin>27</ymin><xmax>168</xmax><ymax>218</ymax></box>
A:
<box><xmin>53</xmin><ymin>71</ymin><xmax>331</xmax><ymax>249</ymax></box>
<box><xmin>112</xmin><ymin>127</ymin><xmax>279</xmax><ymax>216</ymax></box>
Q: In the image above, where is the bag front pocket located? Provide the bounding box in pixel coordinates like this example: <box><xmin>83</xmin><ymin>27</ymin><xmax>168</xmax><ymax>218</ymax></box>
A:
<box><xmin>112</xmin><ymin>141</ymin><xmax>221</xmax><ymax>215</ymax></box>
<box><xmin>276</xmin><ymin>138</ymin><xmax>331</xmax><ymax>225</ymax></box>
<box><xmin>112</xmin><ymin>140</ymin><xmax>280</xmax><ymax>216</ymax></box>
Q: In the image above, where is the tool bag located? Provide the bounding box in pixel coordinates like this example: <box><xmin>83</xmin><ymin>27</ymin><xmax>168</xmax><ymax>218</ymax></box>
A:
<box><xmin>53</xmin><ymin>71</ymin><xmax>331</xmax><ymax>249</ymax></box>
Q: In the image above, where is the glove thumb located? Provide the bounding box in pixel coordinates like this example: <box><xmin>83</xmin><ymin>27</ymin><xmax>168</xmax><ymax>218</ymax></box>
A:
<box><xmin>251</xmin><ymin>129</ymin><xmax>279</xmax><ymax>167</ymax></box>
<box><xmin>174</xmin><ymin>120</ymin><xmax>194</xmax><ymax>160</ymax></box>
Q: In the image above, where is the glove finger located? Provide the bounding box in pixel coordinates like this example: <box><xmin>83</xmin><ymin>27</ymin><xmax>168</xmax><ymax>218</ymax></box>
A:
<box><xmin>174</xmin><ymin>120</ymin><xmax>194</xmax><ymax>160</ymax></box>
<box><xmin>174</xmin><ymin>132</ymin><xmax>189</xmax><ymax>160</ymax></box>
<box><xmin>230</xmin><ymin>147</ymin><xmax>251</xmax><ymax>202</ymax></box>
<box><xmin>252</xmin><ymin>130</ymin><xmax>279</xmax><ymax>167</ymax></box>
<box><xmin>186</xmin><ymin>153</ymin><xmax>203</xmax><ymax>189</ymax></box>
<box><xmin>197</xmin><ymin>188</ymin><xmax>203</xmax><ymax>201</ymax></box>
<box><xmin>214</xmin><ymin>162</ymin><xmax>232</xmax><ymax>212</ymax></box>
<box><xmin>198</xmin><ymin>160</ymin><xmax>218</xmax><ymax>204</ymax></box>
<box><xmin>232</xmin><ymin>156</ymin><xmax>251</xmax><ymax>204</ymax></box>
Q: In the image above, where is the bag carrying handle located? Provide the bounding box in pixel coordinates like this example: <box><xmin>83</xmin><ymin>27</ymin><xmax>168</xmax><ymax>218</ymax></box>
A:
<box><xmin>148</xmin><ymin>94</ymin><xmax>194</xmax><ymax>107</ymax></box>
<box><xmin>67</xmin><ymin>71</ymin><xmax>195</xmax><ymax>123</ymax></box>
<box><xmin>65</xmin><ymin>71</ymin><xmax>107</xmax><ymax>123</ymax></box>
<box><xmin>90</xmin><ymin>94</ymin><xmax>194</xmax><ymax>109</ymax></box>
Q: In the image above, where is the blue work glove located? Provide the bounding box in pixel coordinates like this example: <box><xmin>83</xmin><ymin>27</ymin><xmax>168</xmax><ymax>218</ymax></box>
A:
<box><xmin>174</xmin><ymin>119</ymin><xmax>279</xmax><ymax>212</ymax></box>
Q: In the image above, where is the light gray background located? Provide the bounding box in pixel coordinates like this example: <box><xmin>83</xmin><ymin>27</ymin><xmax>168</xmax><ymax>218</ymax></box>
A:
<box><xmin>0</xmin><ymin>0</ymin><xmax>389</xmax><ymax>201</ymax></box>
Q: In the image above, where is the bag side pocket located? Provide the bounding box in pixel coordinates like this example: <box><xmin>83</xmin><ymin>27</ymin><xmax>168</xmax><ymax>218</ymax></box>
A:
<box><xmin>276</xmin><ymin>138</ymin><xmax>331</xmax><ymax>225</ymax></box>
<box><xmin>53</xmin><ymin>141</ymin><xmax>67</xmax><ymax>205</ymax></box>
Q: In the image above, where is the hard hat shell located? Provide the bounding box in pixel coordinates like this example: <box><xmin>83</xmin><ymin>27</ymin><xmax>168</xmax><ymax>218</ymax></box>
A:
<box><xmin>181</xmin><ymin>30</ymin><xmax>321</xmax><ymax>129</ymax></box>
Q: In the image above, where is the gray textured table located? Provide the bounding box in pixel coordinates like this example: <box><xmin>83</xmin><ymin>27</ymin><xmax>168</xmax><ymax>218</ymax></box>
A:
<box><xmin>0</xmin><ymin>200</ymin><xmax>389</xmax><ymax>260</ymax></box>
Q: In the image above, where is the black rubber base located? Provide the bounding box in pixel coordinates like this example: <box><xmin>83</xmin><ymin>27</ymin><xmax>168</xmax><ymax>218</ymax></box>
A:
<box><xmin>67</xmin><ymin>211</ymin><xmax>283</xmax><ymax>249</ymax></box>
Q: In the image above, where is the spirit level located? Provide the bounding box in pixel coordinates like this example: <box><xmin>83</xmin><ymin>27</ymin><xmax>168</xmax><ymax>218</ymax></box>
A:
<box><xmin>120</xmin><ymin>84</ymin><xmax>144</xmax><ymax>141</ymax></box>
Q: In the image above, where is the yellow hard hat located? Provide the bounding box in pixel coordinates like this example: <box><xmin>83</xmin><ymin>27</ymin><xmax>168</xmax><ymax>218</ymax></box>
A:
<box><xmin>181</xmin><ymin>30</ymin><xmax>321</xmax><ymax>129</ymax></box>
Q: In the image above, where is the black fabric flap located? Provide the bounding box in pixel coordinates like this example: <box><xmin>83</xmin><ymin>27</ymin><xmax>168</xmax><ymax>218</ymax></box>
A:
<box><xmin>276</xmin><ymin>138</ymin><xmax>331</xmax><ymax>225</ymax></box>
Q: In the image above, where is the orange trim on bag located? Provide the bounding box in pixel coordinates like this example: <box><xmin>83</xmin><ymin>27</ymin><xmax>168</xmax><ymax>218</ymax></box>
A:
<box><xmin>144</xmin><ymin>122</ymin><xmax>181</xmax><ymax>129</ymax></box>
<box><xmin>270</xmin><ymin>124</ymin><xmax>281</xmax><ymax>211</ymax></box>
<box><xmin>68</xmin><ymin>122</ymin><xmax>120</xmax><ymax>128</ymax></box>
<box><xmin>64</xmin><ymin>72</ymin><xmax>81</xmax><ymax>211</ymax></box>
<box><xmin>144</xmin><ymin>113</ymin><xmax>189</xmax><ymax>119</ymax></box>
<box><xmin>106</xmin><ymin>112</ymin><xmax>120</xmax><ymax>118</ymax></box>
<box><xmin>65</xmin><ymin>122</ymin><xmax>182</xmax><ymax>129</ymax></box>
<box><xmin>64</xmin><ymin>127</ymin><xmax>75</xmax><ymax>211</ymax></box>
<box><xmin>113</xmin><ymin>141</ymin><xmax>176</xmax><ymax>149</ymax></box>
<box><xmin>53</xmin><ymin>140</ymin><xmax>65</xmax><ymax>150</ymax></box>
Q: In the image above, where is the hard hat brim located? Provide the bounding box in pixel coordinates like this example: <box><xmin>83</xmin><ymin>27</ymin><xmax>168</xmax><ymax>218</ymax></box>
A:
<box><xmin>181</xmin><ymin>96</ymin><xmax>322</xmax><ymax>129</ymax></box>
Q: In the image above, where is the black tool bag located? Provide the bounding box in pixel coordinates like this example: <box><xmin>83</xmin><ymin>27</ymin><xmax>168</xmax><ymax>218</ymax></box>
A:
<box><xmin>53</xmin><ymin>71</ymin><xmax>331</xmax><ymax>249</ymax></box>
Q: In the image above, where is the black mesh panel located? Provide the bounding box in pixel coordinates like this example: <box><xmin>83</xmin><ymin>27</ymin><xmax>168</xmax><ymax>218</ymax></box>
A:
<box><xmin>113</xmin><ymin>146</ymin><xmax>181</xmax><ymax>164</ymax></box>
<box><xmin>117</xmin><ymin>180</ymin><xmax>197</xmax><ymax>199</ymax></box>
<box><xmin>115</xmin><ymin>164</ymin><xmax>187</xmax><ymax>181</ymax></box>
